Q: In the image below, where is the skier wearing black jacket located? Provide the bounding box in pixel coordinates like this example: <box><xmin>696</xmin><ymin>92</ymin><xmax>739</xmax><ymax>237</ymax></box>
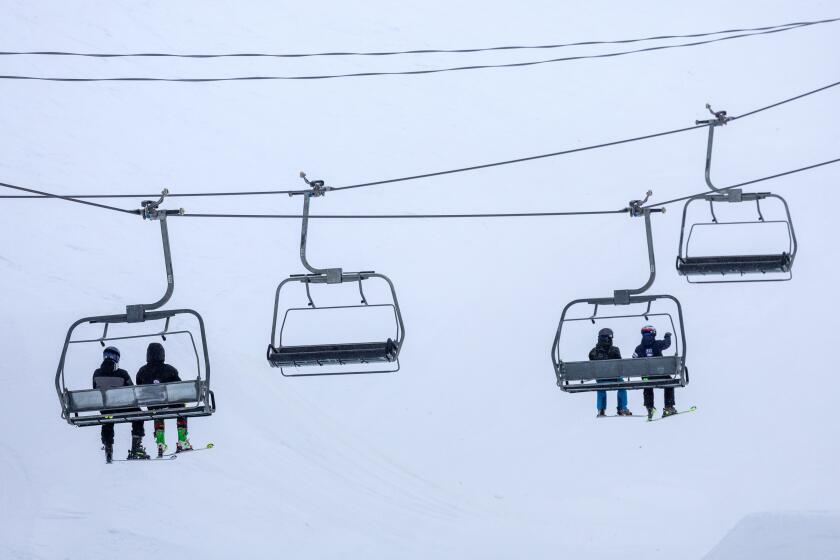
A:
<box><xmin>92</xmin><ymin>346</ymin><xmax>149</xmax><ymax>462</ymax></box>
<box><xmin>633</xmin><ymin>325</ymin><xmax>675</xmax><ymax>419</ymax></box>
<box><xmin>136</xmin><ymin>342</ymin><xmax>193</xmax><ymax>456</ymax></box>
<box><xmin>589</xmin><ymin>328</ymin><xmax>632</xmax><ymax>417</ymax></box>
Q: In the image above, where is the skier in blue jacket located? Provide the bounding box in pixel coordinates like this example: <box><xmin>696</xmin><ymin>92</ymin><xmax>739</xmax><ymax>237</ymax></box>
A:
<box><xmin>633</xmin><ymin>325</ymin><xmax>675</xmax><ymax>419</ymax></box>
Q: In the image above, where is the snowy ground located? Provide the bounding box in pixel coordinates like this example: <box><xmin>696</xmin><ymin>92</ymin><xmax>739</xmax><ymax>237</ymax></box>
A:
<box><xmin>1</xmin><ymin>1</ymin><xmax>838</xmax><ymax>558</ymax></box>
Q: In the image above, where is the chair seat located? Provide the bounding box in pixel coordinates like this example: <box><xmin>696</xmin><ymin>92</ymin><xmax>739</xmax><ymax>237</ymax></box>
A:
<box><xmin>678</xmin><ymin>253</ymin><xmax>791</xmax><ymax>276</ymax></box>
<box><xmin>268</xmin><ymin>339</ymin><xmax>399</xmax><ymax>367</ymax></box>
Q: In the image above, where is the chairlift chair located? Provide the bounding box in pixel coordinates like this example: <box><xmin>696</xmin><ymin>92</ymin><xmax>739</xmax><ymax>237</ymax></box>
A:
<box><xmin>55</xmin><ymin>192</ymin><xmax>216</xmax><ymax>427</ymax></box>
<box><xmin>267</xmin><ymin>174</ymin><xmax>405</xmax><ymax>376</ymax></box>
<box><xmin>552</xmin><ymin>198</ymin><xmax>689</xmax><ymax>392</ymax></box>
<box><xmin>676</xmin><ymin>106</ymin><xmax>798</xmax><ymax>283</ymax></box>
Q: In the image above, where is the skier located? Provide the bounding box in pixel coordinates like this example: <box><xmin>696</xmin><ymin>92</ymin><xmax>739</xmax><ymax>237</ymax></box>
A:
<box><xmin>92</xmin><ymin>346</ymin><xmax>149</xmax><ymax>462</ymax></box>
<box><xmin>589</xmin><ymin>327</ymin><xmax>632</xmax><ymax>417</ymax></box>
<box><xmin>633</xmin><ymin>325</ymin><xmax>675</xmax><ymax>419</ymax></box>
<box><xmin>136</xmin><ymin>342</ymin><xmax>193</xmax><ymax>457</ymax></box>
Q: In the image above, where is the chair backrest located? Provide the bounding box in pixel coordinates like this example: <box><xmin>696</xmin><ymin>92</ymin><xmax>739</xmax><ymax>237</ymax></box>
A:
<box><xmin>560</xmin><ymin>356</ymin><xmax>681</xmax><ymax>381</ymax></box>
<box><xmin>66</xmin><ymin>380</ymin><xmax>202</xmax><ymax>413</ymax></box>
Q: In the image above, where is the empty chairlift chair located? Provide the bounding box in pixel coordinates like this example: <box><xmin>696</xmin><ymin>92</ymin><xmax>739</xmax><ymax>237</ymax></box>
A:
<box><xmin>267</xmin><ymin>174</ymin><xmax>405</xmax><ymax>376</ymax></box>
<box><xmin>55</xmin><ymin>192</ymin><xmax>216</xmax><ymax>427</ymax></box>
<box><xmin>676</xmin><ymin>105</ymin><xmax>797</xmax><ymax>283</ymax></box>
<box><xmin>552</xmin><ymin>198</ymin><xmax>689</xmax><ymax>392</ymax></box>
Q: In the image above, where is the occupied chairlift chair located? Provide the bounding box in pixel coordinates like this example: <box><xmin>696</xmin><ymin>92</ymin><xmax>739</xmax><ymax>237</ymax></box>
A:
<box><xmin>676</xmin><ymin>105</ymin><xmax>798</xmax><ymax>282</ymax></box>
<box><xmin>55</xmin><ymin>191</ymin><xmax>216</xmax><ymax>427</ymax></box>
<box><xmin>551</xmin><ymin>194</ymin><xmax>688</xmax><ymax>392</ymax></box>
<box><xmin>267</xmin><ymin>173</ymin><xmax>405</xmax><ymax>376</ymax></box>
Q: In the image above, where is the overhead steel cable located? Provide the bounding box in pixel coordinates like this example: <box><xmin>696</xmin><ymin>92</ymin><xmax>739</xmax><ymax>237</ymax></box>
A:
<box><xmin>0</xmin><ymin>181</ymin><xmax>135</xmax><ymax>214</ymax></box>
<box><xmin>0</xmin><ymin>20</ymin><xmax>833</xmax><ymax>82</ymax></box>
<box><xmin>1</xmin><ymin>17</ymin><xmax>834</xmax><ymax>58</ymax></box>
<box><xmin>177</xmin><ymin>156</ymin><xmax>840</xmax><ymax>219</ymax></box>
<box><xmin>643</xmin><ymin>156</ymin><xmax>840</xmax><ymax>209</ymax></box>
<box><xmin>1</xmin><ymin>79</ymin><xmax>837</xmax><ymax>203</ymax></box>
<box><xmin>177</xmin><ymin>209</ymin><xmax>628</xmax><ymax>220</ymax></box>
<box><xmin>1</xmin><ymin>158</ymin><xmax>838</xmax><ymax>221</ymax></box>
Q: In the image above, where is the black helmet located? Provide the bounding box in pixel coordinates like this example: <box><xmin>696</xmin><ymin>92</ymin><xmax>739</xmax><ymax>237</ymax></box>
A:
<box><xmin>598</xmin><ymin>328</ymin><xmax>614</xmax><ymax>338</ymax></box>
<box><xmin>146</xmin><ymin>342</ymin><xmax>165</xmax><ymax>363</ymax></box>
<box><xmin>103</xmin><ymin>346</ymin><xmax>120</xmax><ymax>363</ymax></box>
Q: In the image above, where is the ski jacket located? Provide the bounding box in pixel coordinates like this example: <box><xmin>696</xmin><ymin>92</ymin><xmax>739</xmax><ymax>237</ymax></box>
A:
<box><xmin>92</xmin><ymin>359</ymin><xmax>133</xmax><ymax>389</ymax></box>
<box><xmin>633</xmin><ymin>335</ymin><xmax>671</xmax><ymax>358</ymax></box>
<box><xmin>589</xmin><ymin>343</ymin><xmax>622</xmax><ymax>361</ymax></box>
<box><xmin>136</xmin><ymin>362</ymin><xmax>181</xmax><ymax>385</ymax></box>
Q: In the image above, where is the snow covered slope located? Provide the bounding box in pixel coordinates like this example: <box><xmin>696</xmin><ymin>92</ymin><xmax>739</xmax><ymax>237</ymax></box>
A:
<box><xmin>704</xmin><ymin>512</ymin><xmax>840</xmax><ymax>559</ymax></box>
<box><xmin>1</xmin><ymin>1</ymin><xmax>838</xmax><ymax>558</ymax></box>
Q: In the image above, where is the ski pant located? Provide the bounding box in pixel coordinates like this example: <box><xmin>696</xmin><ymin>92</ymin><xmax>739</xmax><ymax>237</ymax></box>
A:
<box><xmin>153</xmin><ymin>417</ymin><xmax>188</xmax><ymax>435</ymax></box>
<box><xmin>596</xmin><ymin>379</ymin><xmax>627</xmax><ymax>411</ymax></box>
<box><xmin>99</xmin><ymin>409</ymin><xmax>145</xmax><ymax>445</ymax></box>
<box><xmin>643</xmin><ymin>379</ymin><xmax>675</xmax><ymax>408</ymax></box>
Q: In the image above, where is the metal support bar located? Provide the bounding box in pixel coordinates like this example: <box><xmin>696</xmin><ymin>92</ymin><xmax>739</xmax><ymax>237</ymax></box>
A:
<box><xmin>615</xmin><ymin>204</ymin><xmax>662</xmax><ymax>302</ymax></box>
<box><xmin>358</xmin><ymin>276</ymin><xmax>368</xmax><ymax>305</ymax></box>
<box><xmin>304</xmin><ymin>281</ymin><xmax>315</xmax><ymax>308</ymax></box>
<box><xmin>756</xmin><ymin>198</ymin><xmax>765</xmax><ymax>222</ymax></box>
<box><xmin>126</xmin><ymin>191</ymin><xmax>184</xmax><ymax>322</ymax></box>
<box><xmin>98</xmin><ymin>323</ymin><xmax>109</xmax><ymax>347</ymax></box>
<box><xmin>695</xmin><ymin>104</ymin><xmax>732</xmax><ymax>194</ymax></box>
<box><xmin>293</xmin><ymin>174</ymin><xmax>343</xmax><ymax>284</ymax></box>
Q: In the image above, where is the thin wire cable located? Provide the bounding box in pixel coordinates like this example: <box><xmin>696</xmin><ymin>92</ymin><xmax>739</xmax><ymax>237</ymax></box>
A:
<box><xmin>0</xmin><ymin>22</ymin><xmax>829</xmax><ymax>82</ymax></box>
<box><xmin>179</xmin><ymin>157</ymin><xmax>840</xmax><ymax>220</ymax></box>
<box><xmin>1</xmin><ymin>79</ymin><xmax>838</xmax><ymax>202</ymax></box>
<box><xmin>1</xmin><ymin>18</ymin><xmax>833</xmax><ymax>58</ymax></box>
<box><xmin>0</xmin><ymin>188</ymin><xmax>301</xmax><ymax>199</ymax></box>
<box><xmin>733</xmin><ymin>79</ymin><xmax>840</xmax><ymax>120</ymax></box>
<box><xmin>0</xmin><ymin>181</ymin><xmax>136</xmax><ymax>214</ymax></box>
<box><xmin>644</xmin><ymin>156</ymin><xmax>840</xmax><ymax>209</ymax></box>
<box><xmin>332</xmin><ymin>125</ymin><xmax>706</xmax><ymax>191</ymax></box>
<box><xmin>331</xmin><ymin>79</ymin><xmax>840</xmax><ymax>191</ymax></box>
<box><xmin>178</xmin><ymin>209</ymin><xmax>627</xmax><ymax>219</ymax></box>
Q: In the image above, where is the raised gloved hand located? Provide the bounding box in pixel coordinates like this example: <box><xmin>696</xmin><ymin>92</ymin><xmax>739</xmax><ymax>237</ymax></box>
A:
<box><xmin>664</xmin><ymin>332</ymin><xmax>672</xmax><ymax>338</ymax></box>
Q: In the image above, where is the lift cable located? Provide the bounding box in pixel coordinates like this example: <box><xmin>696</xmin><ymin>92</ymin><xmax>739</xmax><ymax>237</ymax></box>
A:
<box><xmin>1</xmin><ymin>17</ymin><xmax>835</xmax><ymax>59</ymax></box>
<box><xmin>643</xmin><ymin>156</ymin><xmax>840</xmax><ymax>210</ymax></box>
<box><xmin>0</xmin><ymin>181</ymin><xmax>137</xmax><ymax>215</ymax></box>
<box><xmin>4</xmin><ymin>155</ymin><xmax>835</xmax><ymax>220</ymax></box>
<box><xmin>2</xmin><ymin>78</ymin><xmax>838</xmax><ymax>202</ymax></box>
<box><xmin>0</xmin><ymin>20</ymin><xmax>834</xmax><ymax>82</ymax></box>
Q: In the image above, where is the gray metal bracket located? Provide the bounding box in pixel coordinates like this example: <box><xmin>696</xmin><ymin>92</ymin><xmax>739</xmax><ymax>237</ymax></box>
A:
<box><xmin>126</xmin><ymin>190</ymin><xmax>185</xmax><ymax>322</ymax></box>
<box><xmin>290</xmin><ymin>172</ymin><xmax>343</xmax><ymax>283</ymax></box>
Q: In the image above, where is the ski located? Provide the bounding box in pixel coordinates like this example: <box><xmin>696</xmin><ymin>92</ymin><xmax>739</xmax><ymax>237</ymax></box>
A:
<box><xmin>110</xmin><ymin>455</ymin><xmax>177</xmax><ymax>463</ymax></box>
<box><xmin>597</xmin><ymin>414</ymin><xmax>645</xmax><ymax>418</ymax></box>
<box><xmin>163</xmin><ymin>443</ymin><xmax>214</xmax><ymax>457</ymax></box>
<box><xmin>647</xmin><ymin>406</ymin><xmax>697</xmax><ymax>422</ymax></box>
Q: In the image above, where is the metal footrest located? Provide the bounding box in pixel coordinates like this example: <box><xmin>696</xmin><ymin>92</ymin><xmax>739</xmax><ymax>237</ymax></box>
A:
<box><xmin>268</xmin><ymin>339</ymin><xmax>399</xmax><ymax>368</ymax></box>
<box><xmin>677</xmin><ymin>253</ymin><xmax>791</xmax><ymax>276</ymax></box>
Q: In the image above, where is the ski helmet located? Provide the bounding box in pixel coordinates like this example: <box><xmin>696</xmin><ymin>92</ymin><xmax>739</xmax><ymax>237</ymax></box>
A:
<box><xmin>598</xmin><ymin>328</ymin><xmax>614</xmax><ymax>338</ymax></box>
<box><xmin>641</xmin><ymin>325</ymin><xmax>656</xmax><ymax>336</ymax></box>
<box><xmin>103</xmin><ymin>346</ymin><xmax>121</xmax><ymax>363</ymax></box>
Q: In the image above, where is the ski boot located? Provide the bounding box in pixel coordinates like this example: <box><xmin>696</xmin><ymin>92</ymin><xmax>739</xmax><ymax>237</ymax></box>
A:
<box><xmin>155</xmin><ymin>427</ymin><xmax>167</xmax><ymax>458</ymax></box>
<box><xmin>103</xmin><ymin>443</ymin><xmax>114</xmax><ymax>464</ymax></box>
<box><xmin>597</xmin><ymin>409</ymin><xmax>606</xmax><ymax>418</ymax></box>
<box><xmin>176</xmin><ymin>425</ymin><xmax>193</xmax><ymax>453</ymax></box>
<box><xmin>127</xmin><ymin>436</ymin><xmax>150</xmax><ymax>460</ymax></box>
<box><xmin>662</xmin><ymin>406</ymin><xmax>678</xmax><ymax>418</ymax></box>
<box><xmin>646</xmin><ymin>407</ymin><xmax>656</xmax><ymax>420</ymax></box>
<box><xmin>617</xmin><ymin>408</ymin><xmax>633</xmax><ymax>416</ymax></box>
